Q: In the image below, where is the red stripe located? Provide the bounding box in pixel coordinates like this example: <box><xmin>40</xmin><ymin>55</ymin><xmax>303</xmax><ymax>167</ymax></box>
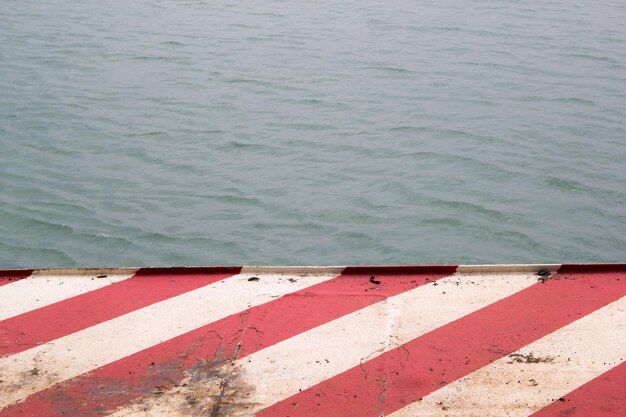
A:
<box><xmin>0</xmin><ymin>269</ymin><xmax>33</xmax><ymax>287</ymax></box>
<box><xmin>529</xmin><ymin>362</ymin><xmax>626</xmax><ymax>417</ymax></box>
<box><xmin>559</xmin><ymin>263</ymin><xmax>626</xmax><ymax>273</ymax></box>
<box><xmin>258</xmin><ymin>268</ymin><xmax>626</xmax><ymax>417</ymax></box>
<box><xmin>0</xmin><ymin>267</ymin><xmax>456</xmax><ymax>416</ymax></box>
<box><xmin>133</xmin><ymin>266</ymin><xmax>243</xmax><ymax>275</ymax></box>
<box><xmin>343</xmin><ymin>265</ymin><xmax>458</xmax><ymax>274</ymax></box>
<box><xmin>0</xmin><ymin>267</ymin><xmax>242</xmax><ymax>357</ymax></box>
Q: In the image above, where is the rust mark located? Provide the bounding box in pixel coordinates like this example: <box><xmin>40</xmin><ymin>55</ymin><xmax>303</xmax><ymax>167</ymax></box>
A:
<box><xmin>180</xmin><ymin>359</ymin><xmax>257</xmax><ymax>417</ymax></box>
<box><xmin>124</xmin><ymin>358</ymin><xmax>258</xmax><ymax>417</ymax></box>
<box><xmin>122</xmin><ymin>321</ymin><xmax>259</xmax><ymax>416</ymax></box>
<box><xmin>507</xmin><ymin>352</ymin><xmax>554</xmax><ymax>364</ymax></box>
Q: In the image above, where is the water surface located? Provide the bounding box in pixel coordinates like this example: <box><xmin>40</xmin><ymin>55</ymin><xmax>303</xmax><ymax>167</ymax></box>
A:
<box><xmin>1</xmin><ymin>0</ymin><xmax>625</xmax><ymax>268</ymax></box>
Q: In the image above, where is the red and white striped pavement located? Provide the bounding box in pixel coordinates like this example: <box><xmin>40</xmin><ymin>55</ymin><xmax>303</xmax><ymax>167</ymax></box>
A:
<box><xmin>0</xmin><ymin>264</ymin><xmax>624</xmax><ymax>416</ymax></box>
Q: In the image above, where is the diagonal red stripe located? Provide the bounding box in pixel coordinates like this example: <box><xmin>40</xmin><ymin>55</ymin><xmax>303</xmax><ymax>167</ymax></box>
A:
<box><xmin>529</xmin><ymin>361</ymin><xmax>626</xmax><ymax>417</ymax></box>
<box><xmin>0</xmin><ymin>269</ymin><xmax>33</xmax><ymax>287</ymax></box>
<box><xmin>258</xmin><ymin>268</ymin><xmax>626</xmax><ymax>417</ymax></box>
<box><xmin>0</xmin><ymin>266</ymin><xmax>456</xmax><ymax>417</ymax></box>
<box><xmin>0</xmin><ymin>267</ymin><xmax>242</xmax><ymax>357</ymax></box>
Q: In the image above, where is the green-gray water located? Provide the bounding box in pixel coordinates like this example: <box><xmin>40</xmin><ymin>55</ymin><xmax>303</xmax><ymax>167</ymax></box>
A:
<box><xmin>1</xmin><ymin>0</ymin><xmax>625</xmax><ymax>268</ymax></box>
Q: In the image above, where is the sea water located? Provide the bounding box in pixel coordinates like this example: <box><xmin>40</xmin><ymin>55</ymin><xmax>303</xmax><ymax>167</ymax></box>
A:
<box><xmin>1</xmin><ymin>0</ymin><xmax>625</xmax><ymax>268</ymax></box>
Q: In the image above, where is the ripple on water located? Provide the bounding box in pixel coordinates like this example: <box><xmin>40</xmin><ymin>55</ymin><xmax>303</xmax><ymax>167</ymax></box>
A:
<box><xmin>1</xmin><ymin>0</ymin><xmax>626</xmax><ymax>267</ymax></box>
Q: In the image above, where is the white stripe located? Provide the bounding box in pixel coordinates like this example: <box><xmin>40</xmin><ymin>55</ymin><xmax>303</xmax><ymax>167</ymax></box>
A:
<box><xmin>108</xmin><ymin>271</ymin><xmax>541</xmax><ymax>417</ymax></box>
<box><xmin>0</xmin><ymin>269</ymin><xmax>137</xmax><ymax>322</ymax></box>
<box><xmin>388</xmin><ymin>296</ymin><xmax>626</xmax><ymax>417</ymax></box>
<box><xmin>0</xmin><ymin>269</ymin><xmax>342</xmax><ymax>410</ymax></box>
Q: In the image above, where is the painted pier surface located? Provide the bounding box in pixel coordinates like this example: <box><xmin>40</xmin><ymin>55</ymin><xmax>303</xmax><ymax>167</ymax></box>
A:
<box><xmin>0</xmin><ymin>264</ymin><xmax>624</xmax><ymax>416</ymax></box>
